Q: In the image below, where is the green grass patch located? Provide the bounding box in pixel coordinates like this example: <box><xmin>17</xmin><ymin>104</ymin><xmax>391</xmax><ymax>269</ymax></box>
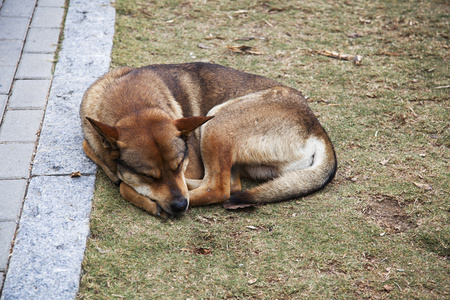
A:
<box><xmin>78</xmin><ymin>0</ymin><xmax>449</xmax><ymax>298</ymax></box>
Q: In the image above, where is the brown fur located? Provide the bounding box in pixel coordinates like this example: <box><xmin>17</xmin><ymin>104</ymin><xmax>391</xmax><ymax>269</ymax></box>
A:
<box><xmin>80</xmin><ymin>63</ymin><xmax>336</xmax><ymax>217</ymax></box>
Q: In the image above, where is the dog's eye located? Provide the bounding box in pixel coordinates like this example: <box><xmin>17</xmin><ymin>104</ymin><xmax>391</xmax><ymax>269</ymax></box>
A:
<box><xmin>143</xmin><ymin>173</ymin><xmax>157</xmax><ymax>181</ymax></box>
<box><xmin>175</xmin><ymin>158</ymin><xmax>185</xmax><ymax>171</ymax></box>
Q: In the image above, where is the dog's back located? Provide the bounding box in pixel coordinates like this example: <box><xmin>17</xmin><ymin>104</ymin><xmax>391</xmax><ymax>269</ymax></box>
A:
<box><xmin>82</xmin><ymin>63</ymin><xmax>280</xmax><ymax>124</ymax></box>
<box><xmin>133</xmin><ymin>63</ymin><xmax>282</xmax><ymax>116</ymax></box>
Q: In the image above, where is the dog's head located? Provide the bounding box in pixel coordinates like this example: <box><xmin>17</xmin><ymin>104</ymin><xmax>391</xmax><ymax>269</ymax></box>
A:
<box><xmin>86</xmin><ymin>111</ymin><xmax>212</xmax><ymax>216</ymax></box>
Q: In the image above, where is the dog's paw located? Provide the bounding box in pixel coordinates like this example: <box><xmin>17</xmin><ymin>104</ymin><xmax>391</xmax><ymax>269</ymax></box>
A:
<box><xmin>156</xmin><ymin>204</ymin><xmax>173</xmax><ymax>220</ymax></box>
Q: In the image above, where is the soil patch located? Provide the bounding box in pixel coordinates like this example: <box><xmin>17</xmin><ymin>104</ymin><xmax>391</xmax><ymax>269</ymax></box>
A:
<box><xmin>362</xmin><ymin>195</ymin><xmax>416</xmax><ymax>233</ymax></box>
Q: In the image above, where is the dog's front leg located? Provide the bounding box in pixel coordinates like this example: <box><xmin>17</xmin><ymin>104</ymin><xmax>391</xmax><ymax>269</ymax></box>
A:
<box><xmin>119</xmin><ymin>182</ymin><xmax>167</xmax><ymax>218</ymax></box>
<box><xmin>188</xmin><ymin>147</ymin><xmax>233</xmax><ymax>207</ymax></box>
<box><xmin>188</xmin><ymin>179</ymin><xmax>230</xmax><ymax>206</ymax></box>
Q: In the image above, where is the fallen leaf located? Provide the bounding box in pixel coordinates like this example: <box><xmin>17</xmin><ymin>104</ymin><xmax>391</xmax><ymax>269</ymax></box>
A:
<box><xmin>70</xmin><ymin>171</ymin><xmax>81</xmax><ymax>178</ymax></box>
<box><xmin>223</xmin><ymin>200</ymin><xmax>255</xmax><ymax>209</ymax></box>
<box><xmin>268</xmin><ymin>7</ymin><xmax>286</xmax><ymax>13</ymax></box>
<box><xmin>139</xmin><ymin>9</ymin><xmax>152</xmax><ymax>18</ymax></box>
<box><xmin>413</xmin><ymin>182</ymin><xmax>432</xmax><ymax>190</ymax></box>
<box><xmin>245</xmin><ymin>225</ymin><xmax>259</xmax><ymax>230</ymax></box>
<box><xmin>96</xmin><ymin>246</ymin><xmax>109</xmax><ymax>254</ymax></box>
<box><xmin>384</xmin><ymin>284</ymin><xmax>393</xmax><ymax>292</ymax></box>
<box><xmin>408</xmin><ymin>106</ymin><xmax>418</xmax><ymax>117</ymax></box>
<box><xmin>347</xmin><ymin>33</ymin><xmax>363</xmax><ymax>38</ymax></box>
<box><xmin>308</xmin><ymin>49</ymin><xmax>360</xmax><ymax>62</ymax></box>
<box><xmin>198</xmin><ymin>43</ymin><xmax>212</xmax><ymax>49</ymax></box>
<box><xmin>380</xmin><ymin>159</ymin><xmax>390</xmax><ymax>166</ymax></box>
<box><xmin>194</xmin><ymin>247</ymin><xmax>211</xmax><ymax>255</ymax></box>
<box><xmin>434</xmin><ymin>85</ymin><xmax>450</xmax><ymax>89</ymax></box>
<box><xmin>227</xmin><ymin>45</ymin><xmax>265</xmax><ymax>55</ymax></box>
<box><xmin>204</xmin><ymin>35</ymin><xmax>225</xmax><ymax>40</ymax></box>
<box><xmin>235</xmin><ymin>36</ymin><xmax>255</xmax><ymax>41</ymax></box>
<box><xmin>264</xmin><ymin>20</ymin><xmax>273</xmax><ymax>27</ymax></box>
<box><xmin>374</xmin><ymin>51</ymin><xmax>404</xmax><ymax>56</ymax></box>
<box><xmin>354</xmin><ymin>55</ymin><xmax>363</xmax><ymax>65</ymax></box>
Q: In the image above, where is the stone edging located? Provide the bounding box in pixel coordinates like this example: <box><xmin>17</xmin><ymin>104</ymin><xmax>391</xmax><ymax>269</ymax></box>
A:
<box><xmin>1</xmin><ymin>1</ymin><xmax>114</xmax><ymax>298</ymax></box>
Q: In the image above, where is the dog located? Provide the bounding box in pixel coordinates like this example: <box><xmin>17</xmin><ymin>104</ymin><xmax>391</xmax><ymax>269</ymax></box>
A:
<box><xmin>80</xmin><ymin>63</ymin><xmax>337</xmax><ymax>218</ymax></box>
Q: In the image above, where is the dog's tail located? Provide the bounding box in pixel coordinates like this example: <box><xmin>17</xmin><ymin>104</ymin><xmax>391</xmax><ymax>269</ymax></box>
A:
<box><xmin>223</xmin><ymin>137</ymin><xmax>337</xmax><ymax>209</ymax></box>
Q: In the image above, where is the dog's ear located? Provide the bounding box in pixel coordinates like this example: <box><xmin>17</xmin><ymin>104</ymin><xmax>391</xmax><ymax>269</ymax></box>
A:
<box><xmin>86</xmin><ymin>117</ymin><xmax>119</xmax><ymax>149</ymax></box>
<box><xmin>174</xmin><ymin>116</ymin><xmax>214</xmax><ymax>140</ymax></box>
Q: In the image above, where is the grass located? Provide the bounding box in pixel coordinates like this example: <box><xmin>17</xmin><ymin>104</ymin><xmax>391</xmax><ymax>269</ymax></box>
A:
<box><xmin>78</xmin><ymin>0</ymin><xmax>449</xmax><ymax>298</ymax></box>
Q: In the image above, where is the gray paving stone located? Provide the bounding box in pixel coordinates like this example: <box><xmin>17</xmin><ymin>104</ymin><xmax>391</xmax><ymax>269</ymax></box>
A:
<box><xmin>0</xmin><ymin>40</ymin><xmax>23</xmax><ymax>66</ymax></box>
<box><xmin>0</xmin><ymin>143</ymin><xmax>35</xmax><ymax>179</ymax></box>
<box><xmin>24</xmin><ymin>28</ymin><xmax>61</xmax><ymax>53</ymax></box>
<box><xmin>0</xmin><ymin>17</ymin><xmax>29</xmax><ymax>40</ymax></box>
<box><xmin>0</xmin><ymin>110</ymin><xmax>44</xmax><ymax>142</ymax></box>
<box><xmin>30</xmin><ymin>6</ymin><xmax>64</xmax><ymax>28</ymax></box>
<box><xmin>15</xmin><ymin>53</ymin><xmax>54</xmax><ymax>80</ymax></box>
<box><xmin>8</xmin><ymin>80</ymin><xmax>51</xmax><ymax>109</ymax></box>
<box><xmin>1</xmin><ymin>175</ymin><xmax>95</xmax><ymax>299</ymax></box>
<box><xmin>0</xmin><ymin>0</ymin><xmax>36</xmax><ymax>17</ymax></box>
<box><xmin>38</xmin><ymin>0</ymin><xmax>65</xmax><ymax>6</ymax></box>
<box><xmin>0</xmin><ymin>95</ymin><xmax>6</xmax><ymax>122</ymax></box>
<box><xmin>0</xmin><ymin>180</ymin><xmax>27</xmax><ymax>221</ymax></box>
<box><xmin>0</xmin><ymin>222</ymin><xmax>16</xmax><ymax>271</ymax></box>
<box><xmin>0</xmin><ymin>66</ymin><xmax>15</xmax><ymax>94</ymax></box>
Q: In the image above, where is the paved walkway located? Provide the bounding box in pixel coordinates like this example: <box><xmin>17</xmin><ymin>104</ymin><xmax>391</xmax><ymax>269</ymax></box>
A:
<box><xmin>0</xmin><ymin>0</ymin><xmax>114</xmax><ymax>298</ymax></box>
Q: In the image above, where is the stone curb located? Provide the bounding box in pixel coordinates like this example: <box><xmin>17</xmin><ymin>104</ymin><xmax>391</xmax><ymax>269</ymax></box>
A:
<box><xmin>0</xmin><ymin>0</ymin><xmax>114</xmax><ymax>298</ymax></box>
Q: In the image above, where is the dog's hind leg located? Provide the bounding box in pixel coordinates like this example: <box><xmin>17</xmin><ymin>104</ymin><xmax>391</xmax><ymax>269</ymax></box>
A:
<box><xmin>223</xmin><ymin>137</ymin><xmax>337</xmax><ymax>209</ymax></box>
<box><xmin>230</xmin><ymin>166</ymin><xmax>242</xmax><ymax>194</ymax></box>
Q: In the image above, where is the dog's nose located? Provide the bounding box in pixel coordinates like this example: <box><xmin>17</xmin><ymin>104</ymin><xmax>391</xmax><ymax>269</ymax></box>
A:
<box><xmin>170</xmin><ymin>197</ymin><xmax>188</xmax><ymax>214</ymax></box>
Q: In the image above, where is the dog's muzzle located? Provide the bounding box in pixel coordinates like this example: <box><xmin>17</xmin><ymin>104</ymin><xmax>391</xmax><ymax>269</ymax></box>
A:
<box><xmin>170</xmin><ymin>196</ymin><xmax>188</xmax><ymax>215</ymax></box>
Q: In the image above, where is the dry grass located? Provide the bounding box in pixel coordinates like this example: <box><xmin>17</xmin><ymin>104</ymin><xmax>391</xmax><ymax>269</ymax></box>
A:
<box><xmin>78</xmin><ymin>0</ymin><xmax>449</xmax><ymax>299</ymax></box>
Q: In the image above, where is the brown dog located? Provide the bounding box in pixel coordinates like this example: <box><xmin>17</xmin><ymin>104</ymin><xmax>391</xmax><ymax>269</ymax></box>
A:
<box><xmin>80</xmin><ymin>63</ymin><xmax>336</xmax><ymax>217</ymax></box>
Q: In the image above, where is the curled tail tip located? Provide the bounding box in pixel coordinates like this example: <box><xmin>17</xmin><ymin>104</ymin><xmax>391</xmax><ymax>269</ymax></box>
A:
<box><xmin>223</xmin><ymin>192</ymin><xmax>256</xmax><ymax>210</ymax></box>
